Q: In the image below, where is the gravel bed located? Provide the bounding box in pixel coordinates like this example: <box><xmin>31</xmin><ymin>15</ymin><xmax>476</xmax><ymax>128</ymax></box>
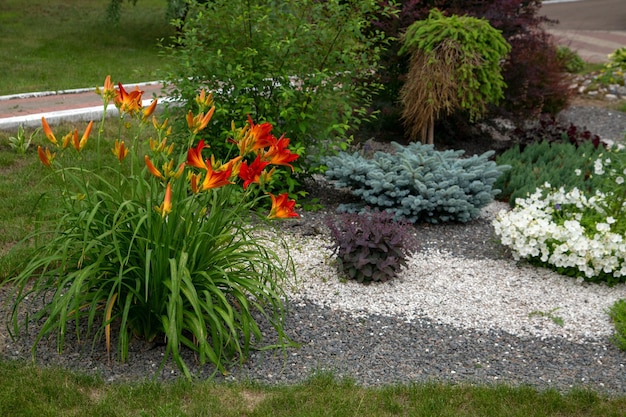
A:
<box><xmin>2</xmin><ymin>201</ymin><xmax>625</xmax><ymax>395</ymax></box>
<box><xmin>1</xmin><ymin>106</ymin><xmax>626</xmax><ymax>395</ymax></box>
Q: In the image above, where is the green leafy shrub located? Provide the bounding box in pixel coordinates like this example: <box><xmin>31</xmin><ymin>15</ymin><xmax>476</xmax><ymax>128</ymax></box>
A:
<box><xmin>495</xmin><ymin>141</ymin><xmax>606</xmax><ymax>206</ymax></box>
<box><xmin>163</xmin><ymin>0</ymin><xmax>393</xmax><ymax>168</ymax></box>
<box><xmin>323</xmin><ymin>142</ymin><xmax>507</xmax><ymax>223</ymax></box>
<box><xmin>398</xmin><ymin>9</ymin><xmax>510</xmax><ymax>144</ymax></box>
<box><xmin>326</xmin><ymin>210</ymin><xmax>413</xmax><ymax>284</ymax></box>
<box><xmin>556</xmin><ymin>46</ymin><xmax>585</xmax><ymax>74</ymax></box>
<box><xmin>608</xmin><ymin>299</ymin><xmax>626</xmax><ymax>350</ymax></box>
<box><xmin>6</xmin><ymin>77</ymin><xmax>300</xmax><ymax>379</ymax></box>
<box><xmin>597</xmin><ymin>47</ymin><xmax>626</xmax><ymax>87</ymax></box>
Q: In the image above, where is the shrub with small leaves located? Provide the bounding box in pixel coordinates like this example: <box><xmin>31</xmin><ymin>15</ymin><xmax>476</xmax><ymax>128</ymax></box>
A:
<box><xmin>556</xmin><ymin>46</ymin><xmax>585</xmax><ymax>74</ymax></box>
<box><xmin>597</xmin><ymin>47</ymin><xmax>626</xmax><ymax>87</ymax></box>
<box><xmin>495</xmin><ymin>141</ymin><xmax>606</xmax><ymax>206</ymax></box>
<box><xmin>323</xmin><ymin>142</ymin><xmax>507</xmax><ymax>223</ymax></box>
<box><xmin>326</xmin><ymin>210</ymin><xmax>413</xmax><ymax>284</ymax></box>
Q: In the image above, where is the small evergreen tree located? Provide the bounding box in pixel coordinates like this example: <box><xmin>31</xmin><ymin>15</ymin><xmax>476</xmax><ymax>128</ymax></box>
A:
<box><xmin>398</xmin><ymin>9</ymin><xmax>510</xmax><ymax>144</ymax></box>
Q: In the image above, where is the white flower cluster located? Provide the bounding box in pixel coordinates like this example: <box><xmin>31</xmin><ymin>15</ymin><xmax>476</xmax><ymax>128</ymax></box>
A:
<box><xmin>493</xmin><ymin>183</ymin><xmax>626</xmax><ymax>279</ymax></box>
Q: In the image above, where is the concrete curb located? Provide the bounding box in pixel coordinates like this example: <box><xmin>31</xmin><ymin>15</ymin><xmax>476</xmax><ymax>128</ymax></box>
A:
<box><xmin>0</xmin><ymin>99</ymin><xmax>159</xmax><ymax>131</ymax></box>
<box><xmin>0</xmin><ymin>81</ymin><xmax>174</xmax><ymax>131</ymax></box>
<box><xmin>0</xmin><ymin>81</ymin><xmax>163</xmax><ymax>102</ymax></box>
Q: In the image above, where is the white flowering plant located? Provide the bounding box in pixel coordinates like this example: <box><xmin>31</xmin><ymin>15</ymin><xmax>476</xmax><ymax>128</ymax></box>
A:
<box><xmin>493</xmin><ymin>149</ymin><xmax>626</xmax><ymax>285</ymax></box>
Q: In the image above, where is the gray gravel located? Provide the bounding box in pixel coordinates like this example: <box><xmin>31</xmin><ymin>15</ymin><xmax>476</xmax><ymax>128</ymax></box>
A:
<box><xmin>1</xmin><ymin>105</ymin><xmax>626</xmax><ymax>396</ymax></box>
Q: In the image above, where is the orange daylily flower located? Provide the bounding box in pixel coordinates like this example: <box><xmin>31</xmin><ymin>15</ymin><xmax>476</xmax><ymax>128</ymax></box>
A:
<box><xmin>71</xmin><ymin>121</ymin><xmax>94</xmax><ymax>151</ymax></box>
<box><xmin>200</xmin><ymin>164</ymin><xmax>233</xmax><ymax>191</ymax></box>
<box><xmin>155</xmin><ymin>182</ymin><xmax>173</xmax><ymax>218</ymax></box>
<box><xmin>152</xmin><ymin>116</ymin><xmax>171</xmax><ymax>135</ymax></box>
<box><xmin>195</xmin><ymin>89</ymin><xmax>214</xmax><ymax>112</ymax></box>
<box><xmin>217</xmin><ymin>155</ymin><xmax>243</xmax><ymax>179</ymax></box>
<box><xmin>112</xmin><ymin>139</ymin><xmax>129</xmax><ymax>162</ymax></box>
<box><xmin>37</xmin><ymin>146</ymin><xmax>55</xmax><ymax>167</ymax></box>
<box><xmin>231</xmin><ymin>116</ymin><xmax>277</xmax><ymax>156</ymax></box>
<box><xmin>162</xmin><ymin>159</ymin><xmax>186</xmax><ymax>180</ymax></box>
<box><xmin>238</xmin><ymin>154</ymin><xmax>269</xmax><ymax>190</ymax></box>
<box><xmin>268</xmin><ymin>193</ymin><xmax>299</xmax><ymax>219</ymax></box>
<box><xmin>61</xmin><ymin>131</ymin><xmax>72</xmax><ymax>149</ymax></box>
<box><xmin>260</xmin><ymin>166</ymin><xmax>276</xmax><ymax>185</ymax></box>
<box><xmin>186</xmin><ymin>140</ymin><xmax>209</xmax><ymax>170</ymax></box>
<box><xmin>115</xmin><ymin>83</ymin><xmax>143</xmax><ymax>116</ymax></box>
<box><xmin>41</xmin><ymin>117</ymin><xmax>57</xmax><ymax>145</ymax></box>
<box><xmin>145</xmin><ymin>155</ymin><xmax>165</xmax><ymax>180</ymax></box>
<box><xmin>189</xmin><ymin>172</ymin><xmax>201</xmax><ymax>194</ymax></box>
<box><xmin>186</xmin><ymin>107</ymin><xmax>215</xmax><ymax>134</ymax></box>
<box><xmin>95</xmin><ymin>75</ymin><xmax>116</xmax><ymax>104</ymax></box>
<box><xmin>263</xmin><ymin>135</ymin><xmax>299</xmax><ymax>171</ymax></box>
<box><xmin>142</xmin><ymin>99</ymin><xmax>158</xmax><ymax>121</ymax></box>
<box><xmin>149</xmin><ymin>137</ymin><xmax>174</xmax><ymax>156</ymax></box>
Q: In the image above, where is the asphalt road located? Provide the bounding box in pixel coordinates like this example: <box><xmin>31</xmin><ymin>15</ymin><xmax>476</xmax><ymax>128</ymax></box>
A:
<box><xmin>541</xmin><ymin>0</ymin><xmax>626</xmax><ymax>30</ymax></box>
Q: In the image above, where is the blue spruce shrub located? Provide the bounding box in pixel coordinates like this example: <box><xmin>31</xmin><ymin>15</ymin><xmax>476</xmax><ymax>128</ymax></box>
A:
<box><xmin>323</xmin><ymin>142</ymin><xmax>508</xmax><ymax>223</ymax></box>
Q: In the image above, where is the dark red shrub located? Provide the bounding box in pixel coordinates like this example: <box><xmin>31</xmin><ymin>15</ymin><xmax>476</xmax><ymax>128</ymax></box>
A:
<box><xmin>511</xmin><ymin>114</ymin><xmax>606</xmax><ymax>151</ymax></box>
<box><xmin>498</xmin><ymin>30</ymin><xmax>573</xmax><ymax>121</ymax></box>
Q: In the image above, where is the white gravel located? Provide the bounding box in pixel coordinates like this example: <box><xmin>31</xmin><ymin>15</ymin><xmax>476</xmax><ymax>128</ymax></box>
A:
<box><xmin>277</xmin><ymin>203</ymin><xmax>626</xmax><ymax>344</ymax></box>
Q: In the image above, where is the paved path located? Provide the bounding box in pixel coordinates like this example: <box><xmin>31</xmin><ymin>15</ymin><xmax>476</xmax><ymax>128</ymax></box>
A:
<box><xmin>541</xmin><ymin>0</ymin><xmax>626</xmax><ymax>63</ymax></box>
<box><xmin>0</xmin><ymin>0</ymin><xmax>624</xmax><ymax>131</ymax></box>
<box><xmin>0</xmin><ymin>82</ymin><xmax>169</xmax><ymax>131</ymax></box>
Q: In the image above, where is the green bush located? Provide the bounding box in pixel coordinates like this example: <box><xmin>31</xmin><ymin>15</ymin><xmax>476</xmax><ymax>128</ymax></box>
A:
<box><xmin>495</xmin><ymin>141</ymin><xmax>606</xmax><ymax>206</ymax></box>
<box><xmin>556</xmin><ymin>46</ymin><xmax>585</xmax><ymax>74</ymax></box>
<box><xmin>163</xmin><ymin>0</ymin><xmax>393</xmax><ymax>168</ymax></box>
<box><xmin>597</xmin><ymin>47</ymin><xmax>626</xmax><ymax>87</ymax></box>
<box><xmin>398</xmin><ymin>9</ymin><xmax>510</xmax><ymax>144</ymax></box>
<box><xmin>326</xmin><ymin>210</ymin><xmax>412</xmax><ymax>284</ymax></box>
<box><xmin>608</xmin><ymin>299</ymin><xmax>626</xmax><ymax>351</ymax></box>
<box><xmin>323</xmin><ymin>142</ymin><xmax>507</xmax><ymax>223</ymax></box>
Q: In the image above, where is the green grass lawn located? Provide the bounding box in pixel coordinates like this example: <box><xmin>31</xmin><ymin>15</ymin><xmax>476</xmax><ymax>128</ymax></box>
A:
<box><xmin>1</xmin><ymin>362</ymin><xmax>625</xmax><ymax>417</ymax></box>
<box><xmin>0</xmin><ymin>0</ymin><xmax>174</xmax><ymax>95</ymax></box>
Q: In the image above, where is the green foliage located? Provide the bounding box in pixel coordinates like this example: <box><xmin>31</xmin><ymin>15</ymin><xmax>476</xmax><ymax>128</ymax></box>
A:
<box><xmin>324</xmin><ymin>142</ymin><xmax>507</xmax><ymax>224</ymax></box>
<box><xmin>163</xmin><ymin>0</ymin><xmax>393</xmax><ymax>168</ymax></box>
<box><xmin>607</xmin><ymin>47</ymin><xmax>626</xmax><ymax>70</ymax></box>
<box><xmin>495</xmin><ymin>141</ymin><xmax>606</xmax><ymax>206</ymax></box>
<box><xmin>528</xmin><ymin>307</ymin><xmax>564</xmax><ymax>327</ymax></box>
<box><xmin>326</xmin><ymin>210</ymin><xmax>412</xmax><ymax>284</ymax></box>
<box><xmin>398</xmin><ymin>8</ymin><xmax>510</xmax><ymax>138</ymax></box>
<box><xmin>6</xmin><ymin>80</ymin><xmax>299</xmax><ymax>379</ymax></box>
<box><xmin>608</xmin><ymin>299</ymin><xmax>626</xmax><ymax>351</ymax></box>
<box><xmin>556</xmin><ymin>46</ymin><xmax>585</xmax><ymax>74</ymax></box>
<box><xmin>597</xmin><ymin>47</ymin><xmax>626</xmax><ymax>87</ymax></box>
<box><xmin>8</xmin><ymin>125</ymin><xmax>39</xmax><ymax>155</ymax></box>
<box><xmin>107</xmin><ymin>0</ymin><xmax>191</xmax><ymax>25</ymax></box>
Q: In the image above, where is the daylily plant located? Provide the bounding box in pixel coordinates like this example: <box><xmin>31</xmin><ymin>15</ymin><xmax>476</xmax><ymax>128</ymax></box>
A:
<box><xmin>11</xmin><ymin>76</ymin><xmax>301</xmax><ymax>379</ymax></box>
